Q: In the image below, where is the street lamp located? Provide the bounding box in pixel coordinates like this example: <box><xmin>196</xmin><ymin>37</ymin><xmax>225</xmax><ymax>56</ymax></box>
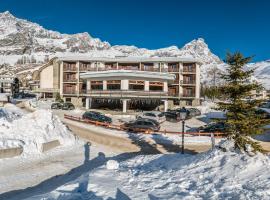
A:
<box><xmin>179</xmin><ymin>110</ymin><xmax>187</xmax><ymax>154</ymax></box>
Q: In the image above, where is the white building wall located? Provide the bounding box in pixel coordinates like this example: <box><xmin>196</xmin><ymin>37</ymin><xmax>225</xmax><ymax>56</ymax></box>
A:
<box><xmin>59</xmin><ymin>62</ymin><xmax>63</xmax><ymax>95</ymax></box>
<box><xmin>144</xmin><ymin>81</ymin><xmax>149</xmax><ymax>91</ymax></box>
<box><xmin>121</xmin><ymin>80</ymin><xmax>129</xmax><ymax>90</ymax></box>
<box><xmin>179</xmin><ymin>62</ymin><xmax>183</xmax><ymax>97</ymax></box>
<box><xmin>103</xmin><ymin>80</ymin><xmax>107</xmax><ymax>90</ymax></box>
<box><xmin>40</xmin><ymin>64</ymin><xmax>54</xmax><ymax>90</ymax></box>
<box><xmin>195</xmin><ymin>63</ymin><xmax>200</xmax><ymax>99</ymax></box>
<box><xmin>163</xmin><ymin>81</ymin><xmax>168</xmax><ymax>92</ymax></box>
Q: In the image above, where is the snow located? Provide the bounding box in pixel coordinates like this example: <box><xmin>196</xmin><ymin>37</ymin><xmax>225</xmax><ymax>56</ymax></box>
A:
<box><xmin>24</xmin><ymin>147</ymin><xmax>270</xmax><ymax>200</ymax></box>
<box><xmin>106</xmin><ymin>160</ymin><xmax>119</xmax><ymax>170</ymax></box>
<box><xmin>0</xmin><ymin>105</ymin><xmax>77</xmax><ymax>154</ymax></box>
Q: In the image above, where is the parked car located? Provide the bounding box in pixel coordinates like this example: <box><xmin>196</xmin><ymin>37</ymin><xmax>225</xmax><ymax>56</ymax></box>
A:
<box><xmin>255</xmin><ymin>108</ymin><xmax>270</xmax><ymax>119</ymax></box>
<box><xmin>82</xmin><ymin>111</ymin><xmax>112</xmax><ymax>123</ymax></box>
<box><xmin>122</xmin><ymin>118</ymin><xmax>160</xmax><ymax>132</ymax></box>
<box><xmin>137</xmin><ymin>111</ymin><xmax>166</xmax><ymax>123</ymax></box>
<box><xmin>174</xmin><ymin>107</ymin><xmax>192</xmax><ymax>120</ymax></box>
<box><xmin>62</xmin><ymin>102</ymin><xmax>75</xmax><ymax>110</ymax></box>
<box><xmin>51</xmin><ymin>102</ymin><xmax>63</xmax><ymax>109</ymax></box>
<box><xmin>163</xmin><ymin>111</ymin><xmax>180</xmax><ymax>122</ymax></box>
<box><xmin>187</xmin><ymin>108</ymin><xmax>201</xmax><ymax>117</ymax></box>
<box><xmin>198</xmin><ymin>122</ymin><xmax>228</xmax><ymax>133</ymax></box>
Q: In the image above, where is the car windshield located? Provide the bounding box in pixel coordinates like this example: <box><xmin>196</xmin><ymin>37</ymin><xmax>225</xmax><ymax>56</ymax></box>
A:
<box><xmin>144</xmin><ymin>113</ymin><xmax>156</xmax><ymax>117</ymax></box>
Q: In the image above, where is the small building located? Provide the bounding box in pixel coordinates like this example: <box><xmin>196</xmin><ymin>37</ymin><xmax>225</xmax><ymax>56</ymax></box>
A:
<box><xmin>38</xmin><ymin>56</ymin><xmax>202</xmax><ymax>112</ymax></box>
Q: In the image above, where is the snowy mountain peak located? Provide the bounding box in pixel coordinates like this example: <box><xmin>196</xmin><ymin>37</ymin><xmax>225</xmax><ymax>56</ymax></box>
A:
<box><xmin>180</xmin><ymin>38</ymin><xmax>222</xmax><ymax>64</ymax></box>
<box><xmin>0</xmin><ymin>11</ymin><xmax>111</xmax><ymax>56</ymax></box>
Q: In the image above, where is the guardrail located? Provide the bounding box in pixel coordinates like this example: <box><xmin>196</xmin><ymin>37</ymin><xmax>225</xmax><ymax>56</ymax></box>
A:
<box><xmin>64</xmin><ymin>114</ymin><xmax>226</xmax><ymax>137</ymax></box>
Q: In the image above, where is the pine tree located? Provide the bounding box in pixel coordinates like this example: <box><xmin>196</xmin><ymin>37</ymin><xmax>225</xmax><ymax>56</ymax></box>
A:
<box><xmin>218</xmin><ymin>52</ymin><xmax>269</xmax><ymax>153</ymax></box>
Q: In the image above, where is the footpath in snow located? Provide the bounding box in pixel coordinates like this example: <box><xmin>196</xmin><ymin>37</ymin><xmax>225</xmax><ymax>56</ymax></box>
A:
<box><xmin>5</xmin><ymin>142</ymin><xmax>269</xmax><ymax>200</ymax></box>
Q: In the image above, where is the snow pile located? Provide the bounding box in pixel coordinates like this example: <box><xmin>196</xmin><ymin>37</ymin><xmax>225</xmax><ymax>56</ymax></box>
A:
<box><xmin>106</xmin><ymin>160</ymin><xmax>119</xmax><ymax>170</ymax></box>
<box><xmin>30</xmin><ymin>148</ymin><xmax>270</xmax><ymax>199</ymax></box>
<box><xmin>0</xmin><ymin>108</ymin><xmax>76</xmax><ymax>155</ymax></box>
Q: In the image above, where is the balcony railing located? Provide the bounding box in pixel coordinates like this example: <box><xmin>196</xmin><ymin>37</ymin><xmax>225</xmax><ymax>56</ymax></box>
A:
<box><xmin>118</xmin><ymin>66</ymin><xmax>140</xmax><ymax>70</ymax></box>
<box><xmin>63</xmin><ymin>90</ymin><xmax>77</xmax><ymax>94</ymax></box>
<box><xmin>63</xmin><ymin>78</ymin><xmax>77</xmax><ymax>82</ymax></box>
<box><xmin>182</xmin><ymin>80</ymin><xmax>196</xmax><ymax>85</ymax></box>
<box><xmin>183</xmin><ymin>67</ymin><xmax>196</xmax><ymax>73</ymax></box>
<box><xmin>63</xmin><ymin>64</ymin><xmax>77</xmax><ymax>71</ymax></box>
<box><xmin>168</xmin><ymin>67</ymin><xmax>179</xmax><ymax>72</ymax></box>
<box><xmin>182</xmin><ymin>93</ymin><xmax>196</xmax><ymax>98</ymax></box>
<box><xmin>142</xmin><ymin>67</ymin><xmax>160</xmax><ymax>72</ymax></box>
<box><xmin>85</xmin><ymin>90</ymin><xmax>168</xmax><ymax>98</ymax></box>
<box><xmin>79</xmin><ymin>66</ymin><xmax>92</xmax><ymax>71</ymax></box>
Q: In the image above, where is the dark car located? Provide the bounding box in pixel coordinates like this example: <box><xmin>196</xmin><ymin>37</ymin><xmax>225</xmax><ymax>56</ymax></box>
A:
<box><xmin>198</xmin><ymin>122</ymin><xmax>228</xmax><ymax>133</ymax></box>
<box><xmin>62</xmin><ymin>102</ymin><xmax>75</xmax><ymax>110</ymax></box>
<box><xmin>163</xmin><ymin>111</ymin><xmax>180</xmax><ymax>122</ymax></box>
<box><xmin>122</xmin><ymin>118</ymin><xmax>160</xmax><ymax>132</ymax></box>
<box><xmin>82</xmin><ymin>111</ymin><xmax>112</xmax><ymax>123</ymax></box>
<box><xmin>173</xmin><ymin>107</ymin><xmax>192</xmax><ymax>120</ymax></box>
<box><xmin>51</xmin><ymin>102</ymin><xmax>63</xmax><ymax>109</ymax></box>
<box><xmin>255</xmin><ymin>108</ymin><xmax>270</xmax><ymax>119</ymax></box>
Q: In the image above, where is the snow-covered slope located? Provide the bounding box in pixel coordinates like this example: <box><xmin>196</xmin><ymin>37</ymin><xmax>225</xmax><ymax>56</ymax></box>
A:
<box><xmin>27</xmin><ymin>148</ymin><xmax>270</xmax><ymax>199</ymax></box>
<box><xmin>0</xmin><ymin>11</ymin><xmax>110</xmax><ymax>56</ymax></box>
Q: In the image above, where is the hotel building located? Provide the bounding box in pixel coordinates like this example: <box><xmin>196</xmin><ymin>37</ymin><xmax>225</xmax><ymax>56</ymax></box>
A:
<box><xmin>37</xmin><ymin>56</ymin><xmax>202</xmax><ymax>112</ymax></box>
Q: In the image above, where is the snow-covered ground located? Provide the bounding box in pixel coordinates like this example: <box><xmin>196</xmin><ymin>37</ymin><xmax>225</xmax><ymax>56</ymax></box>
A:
<box><xmin>19</xmin><ymin>145</ymin><xmax>270</xmax><ymax>200</ymax></box>
<box><xmin>1</xmin><ymin>101</ymin><xmax>270</xmax><ymax>199</ymax></box>
<box><xmin>0</xmin><ymin>103</ymin><xmax>77</xmax><ymax>154</ymax></box>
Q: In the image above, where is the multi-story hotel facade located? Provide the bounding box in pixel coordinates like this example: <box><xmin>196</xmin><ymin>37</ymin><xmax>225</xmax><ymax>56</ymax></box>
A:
<box><xmin>37</xmin><ymin>56</ymin><xmax>201</xmax><ymax>112</ymax></box>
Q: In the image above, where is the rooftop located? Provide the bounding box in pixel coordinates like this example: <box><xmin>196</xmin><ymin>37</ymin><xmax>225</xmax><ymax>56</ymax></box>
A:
<box><xmin>80</xmin><ymin>70</ymin><xmax>176</xmax><ymax>82</ymax></box>
<box><xmin>57</xmin><ymin>56</ymin><xmax>202</xmax><ymax>64</ymax></box>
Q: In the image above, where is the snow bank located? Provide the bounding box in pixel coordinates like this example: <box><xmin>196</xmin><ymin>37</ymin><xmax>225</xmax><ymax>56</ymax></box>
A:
<box><xmin>32</xmin><ymin>148</ymin><xmax>270</xmax><ymax>199</ymax></box>
<box><xmin>0</xmin><ymin>108</ymin><xmax>76</xmax><ymax>155</ymax></box>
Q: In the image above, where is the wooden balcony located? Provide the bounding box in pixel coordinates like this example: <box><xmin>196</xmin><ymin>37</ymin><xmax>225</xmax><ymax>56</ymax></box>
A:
<box><xmin>63</xmin><ymin>78</ymin><xmax>77</xmax><ymax>82</ymax></box>
<box><xmin>63</xmin><ymin>62</ymin><xmax>77</xmax><ymax>72</ymax></box>
<box><xmin>182</xmin><ymin>80</ymin><xmax>196</xmax><ymax>85</ymax></box>
<box><xmin>63</xmin><ymin>89</ymin><xmax>77</xmax><ymax>94</ymax></box>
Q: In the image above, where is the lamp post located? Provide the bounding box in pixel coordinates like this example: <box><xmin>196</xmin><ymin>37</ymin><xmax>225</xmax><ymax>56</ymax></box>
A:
<box><xmin>179</xmin><ymin>110</ymin><xmax>187</xmax><ymax>154</ymax></box>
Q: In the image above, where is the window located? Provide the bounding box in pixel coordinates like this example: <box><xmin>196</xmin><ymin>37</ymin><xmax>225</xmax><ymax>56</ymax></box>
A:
<box><xmin>107</xmin><ymin>80</ymin><xmax>121</xmax><ymax>90</ymax></box>
<box><xmin>129</xmin><ymin>80</ymin><xmax>144</xmax><ymax>90</ymax></box>
<box><xmin>91</xmin><ymin>81</ymin><xmax>103</xmax><ymax>90</ymax></box>
<box><xmin>144</xmin><ymin>113</ymin><xmax>156</xmax><ymax>117</ymax></box>
<box><xmin>149</xmin><ymin>82</ymin><xmax>163</xmax><ymax>91</ymax></box>
<box><xmin>65</xmin><ymin>98</ymin><xmax>71</xmax><ymax>102</ymax></box>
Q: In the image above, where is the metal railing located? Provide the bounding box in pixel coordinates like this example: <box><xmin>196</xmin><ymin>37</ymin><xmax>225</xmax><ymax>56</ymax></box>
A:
<box><xmin>85</xmin><ymin>90</ymin><xmax>168</xmax><ymax>98</ymax></box>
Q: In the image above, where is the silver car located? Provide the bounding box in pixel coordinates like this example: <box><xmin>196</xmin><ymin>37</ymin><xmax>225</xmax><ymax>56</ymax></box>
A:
<box><xmin>137</xmin><ymin>111</ymin><xmax>166</xmax><ymax>123</ymax></box>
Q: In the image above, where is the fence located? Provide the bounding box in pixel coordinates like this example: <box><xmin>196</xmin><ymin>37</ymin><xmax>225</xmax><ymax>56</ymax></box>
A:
<box><xmin>64</xmin><ymin>114</ymin><xmax>226</xmax><ymax>138</ymax></box>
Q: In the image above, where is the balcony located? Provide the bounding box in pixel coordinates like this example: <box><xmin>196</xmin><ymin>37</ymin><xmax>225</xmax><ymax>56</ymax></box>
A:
<box><xmin>118</xmin><ymin>66</ymin><xmax>140</xmax><ymax>71</ymax></box>
<box><xmin>63</xmin><ymin>78</ymin><xmax>77</xmax><ymax>83</ymax></box>
<box><xmin>183</xmin><ymin>64</ymin><xmax>196</xmax><ymax>73</ymax></box>
<box><xmin>85</xmin><ymin>90</ymin><xmax>168</xmax><ymax>98</ymax></box>
<box><xmin>168</xmin><ymin>68</ymin><xmax>179</xmax><ymax>72</ymax></box>
<box><xmin>63</xmin><ymin>89</ymin><xmax>77</xmax><ymax>94</ymax></box>
<box><xmin>182</xmin><ymin>80</ymin><xmax>196</xmax><ymax>85</ymax></box>
<box><xmin>79</xmin><ymin>64</ymin><xmax>92</xmax><ymax>72</ymax></box>
<box><xmin>63</xmin><ymin>63</ymin><xmax>77</xmax><ymax>72</ymax></box>
<box><xmin>142</xmin><ymin>66</ymin><xmax>160</xmax><ymax>72</ymax></box>
<box><xmin>182</xmin><ymin>93</ymin><xmax>196</xmax><ymax>98</ymax></box>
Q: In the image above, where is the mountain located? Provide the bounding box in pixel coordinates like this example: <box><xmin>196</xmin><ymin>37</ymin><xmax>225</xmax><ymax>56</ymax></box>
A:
<box><xmin>0</xmin><ymin>11</ymin><xmax>110</xmax><ymax>56</ymax></box>
<box><xmin>0</xmin><ymin>11</ymin><xmax>269</xmax><ymax>89</ymax></box>
<box><xmin>0</xmin><ymin>11</ymin><xmax>221</xmax><ymax>64</ymax></box>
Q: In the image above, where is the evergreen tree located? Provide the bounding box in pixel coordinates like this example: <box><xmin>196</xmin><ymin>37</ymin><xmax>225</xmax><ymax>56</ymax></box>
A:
<box><xmin>218</xmin><ymin>52</ymin><xmax>269</xmax><ymax>153</ymax></box>
<box><xmin>55</xmin><ymin>92</ymin><xmax>64</xmax><ymax>103</ymax></box>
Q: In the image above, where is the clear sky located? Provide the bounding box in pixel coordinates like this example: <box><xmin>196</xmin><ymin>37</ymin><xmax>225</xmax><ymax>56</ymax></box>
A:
<box><xmin>0</xmin><ymin>0</ymin><xmax>269</xmax><ymax>61</ymax></box>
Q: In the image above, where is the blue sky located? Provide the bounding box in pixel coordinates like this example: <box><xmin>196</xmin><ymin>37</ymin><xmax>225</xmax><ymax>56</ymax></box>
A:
<box><xmin>0</xmin><ymin>0</ymin><xmax>269</xmax><ymax>61</ymax></box>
